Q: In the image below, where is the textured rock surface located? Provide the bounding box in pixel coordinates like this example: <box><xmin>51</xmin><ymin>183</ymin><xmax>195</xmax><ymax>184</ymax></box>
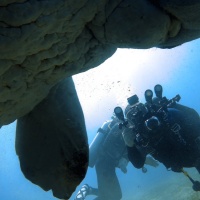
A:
<box><xmin>16</xmin><ymin>77</ymin><xmax>88</xmax><ymax>199</ymax></box>
<box><xmin>1</xmin><ymin>0</ymin><xmax>200</xmax><ymax>125</ymax></box>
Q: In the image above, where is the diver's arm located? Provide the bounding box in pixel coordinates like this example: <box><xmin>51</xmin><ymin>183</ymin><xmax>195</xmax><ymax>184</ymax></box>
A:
<box><xmin>122</xmin><ymin>127</ymin><xmax>135</xmax><ymax>147</ymax></box>
<box><xmin>127</xmin><ymin>145</ymin><xmax>146</xmax><ymax>169</ymax></box>
<box><xmin>174</xmin><ymin>104</ymin><xmax>200</xmax><ymax>136</ymax></box>
<box><xmin>174</xmin><ymin>103</ymin><xmax>200</xmax><ymax>120</ymax></box>
<box><xmin>171</xmin><ymin>106</ymin><xmax>200</xmax><ymax>141</ymax></box>
<box><xmin>122</xmin><ymin>127</ymin><xmax>146</xmax><ymax>168</ymax></box>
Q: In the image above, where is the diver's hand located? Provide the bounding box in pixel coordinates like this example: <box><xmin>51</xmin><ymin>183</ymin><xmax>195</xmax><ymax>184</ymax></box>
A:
<box><xmin>122</xmin><ymin>128</ymin><xmax>135</xmax><ymax>147</ymax></box>
<box><xmin>171</xmin><ymin>165</ymin><xmax>182</xmax><ymax>172</ymax></box>
<box><xmin>117</xmin><ymin>157</ymin><xmax>129</xmax><ymax>174</ymax></box>
<box><xmin>145</xmin><ymin>156</ymin><xmax>159</xmax><ymax>168</ymax></box>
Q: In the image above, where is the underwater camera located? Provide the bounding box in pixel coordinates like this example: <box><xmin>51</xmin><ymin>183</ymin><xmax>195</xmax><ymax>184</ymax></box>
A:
<box><xmin>127</xmin><ymin>94</ymin><xmax>139</xmax><ymax>105</ymax></box>
<box><xmin>145</xmin><ymin>116</ymin><xmax>160</xmax><ymax>131</ymax></box>
<box><xmin>114</xmin><ymin>84</ymin><xmax>181</xmax><ymax>134</ymax></box>
<box><xmin>114</xmin><ymin>107</ymin><xmax>128</xmax><ymax>129</ymax></box>
<box><xmin>114</xmin><ymin>107</ymin><xmax>124</xmax><ymax>121</ymax></box>
<box><xmin>144</xmin><ymin>89</ymin><xmax>153</xmax><ymax>104</ymax></box>
<box><xmin>154</xmin><ymin>84</ymin><xmax>163</xmax><ymax>98</ymax></box>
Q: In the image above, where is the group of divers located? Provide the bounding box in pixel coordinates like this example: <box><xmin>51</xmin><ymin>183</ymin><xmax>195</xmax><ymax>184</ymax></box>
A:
<box><xmin>74</xmin><ymin>84</ymin><xmax>200</xmax><ymax>200</ymax></box>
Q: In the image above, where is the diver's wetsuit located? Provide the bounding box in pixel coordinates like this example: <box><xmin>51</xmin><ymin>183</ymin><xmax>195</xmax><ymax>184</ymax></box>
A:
<box><xmin>127</xmin><ymin>105</ymin><xmax>200</xmax><ymax>172</ymax></box>
<box><xmin>94</xmin><ymin>154</ymin><xmax>122</xmax><ymax>200</ymax></box>
<box><xmin>88</xmin><ymin>122</ymin><xmax>127</xmax><ymax>200</ymax></box>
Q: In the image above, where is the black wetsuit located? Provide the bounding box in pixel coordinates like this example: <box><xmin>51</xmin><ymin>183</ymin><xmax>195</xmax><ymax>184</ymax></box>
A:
<box><xmin>127</xmin><ymin>105</ymin><xmax>200</xmax><ymax>172</ymax></box>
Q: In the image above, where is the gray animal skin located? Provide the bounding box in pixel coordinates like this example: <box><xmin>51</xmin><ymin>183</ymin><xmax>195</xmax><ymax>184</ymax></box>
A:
<box><xmin>1</xmin><ymin>0</ymin><xmax>200</xmax><ymax>199</ymax></box>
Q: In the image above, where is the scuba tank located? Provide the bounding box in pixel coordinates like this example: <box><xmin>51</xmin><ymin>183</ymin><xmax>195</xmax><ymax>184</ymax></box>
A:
<box><xmin>102</xmin><ymin>123</ymin><xmax>128</xmax><ymax>162</ymax></box>
<box><xmin>89</xmin><ymin>120</ymin><xmax>111</xmax><ymax>168</ymax></box>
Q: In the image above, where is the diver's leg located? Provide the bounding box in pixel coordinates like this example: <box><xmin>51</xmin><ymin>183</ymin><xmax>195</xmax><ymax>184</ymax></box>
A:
<box><xmin>95</xmin><ymin>157</ymin><xmax>122</xmax><ymax>200</ymax></box>
<box><xmin>90</xmin><ymin>187</ymin><xmax>98</xmax><ymax>196</ymax></box>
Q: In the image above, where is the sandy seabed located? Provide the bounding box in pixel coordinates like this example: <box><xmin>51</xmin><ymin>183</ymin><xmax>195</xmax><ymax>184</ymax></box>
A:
<box><xmin>123</xmin><ymin>168</ymin><xmax>200</xmax><ymax>200</ymax></box>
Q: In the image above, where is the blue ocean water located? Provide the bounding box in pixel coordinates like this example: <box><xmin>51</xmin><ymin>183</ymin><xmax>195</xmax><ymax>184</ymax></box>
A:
<box><xmin>1</xmin><ymin>38</ymin><xmax>200</xmax><ymax>200</ymax></box>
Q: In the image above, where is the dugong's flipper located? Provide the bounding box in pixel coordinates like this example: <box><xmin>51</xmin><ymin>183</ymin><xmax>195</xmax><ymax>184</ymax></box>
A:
<box><xmin>15</xmin><ymin>77</ymin><xmax>88</xmax><ymax>199</ymax></box>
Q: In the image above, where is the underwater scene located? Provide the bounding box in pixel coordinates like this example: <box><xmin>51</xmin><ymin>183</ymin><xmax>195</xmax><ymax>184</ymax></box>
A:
<box><xmin>1</xmin><ymin>39</ymin><xmax>200</xmax><ymax>200</ymax></box>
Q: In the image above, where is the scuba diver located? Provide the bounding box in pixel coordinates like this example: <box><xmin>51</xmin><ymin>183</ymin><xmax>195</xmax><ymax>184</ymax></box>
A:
<box><xmin>114</xmin><ymin>84</ymin><xmax>200</xmax><ymax>191</ymax></box>
<box><xmin>74</xmin><ymin>116</ymin><xmax>158</xmax><ymax>200</ymax></box>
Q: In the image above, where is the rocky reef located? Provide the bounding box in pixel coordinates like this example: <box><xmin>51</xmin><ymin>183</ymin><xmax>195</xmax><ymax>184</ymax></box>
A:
<box><xmin>1</xmin><ymin>0</ymin><xmax>200</xmax><ymax>125</ymax></box>
<box><xmin>15</xmin><ymin>77</ymin><xmax>88</xmax><ymax>199</ymax></box>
